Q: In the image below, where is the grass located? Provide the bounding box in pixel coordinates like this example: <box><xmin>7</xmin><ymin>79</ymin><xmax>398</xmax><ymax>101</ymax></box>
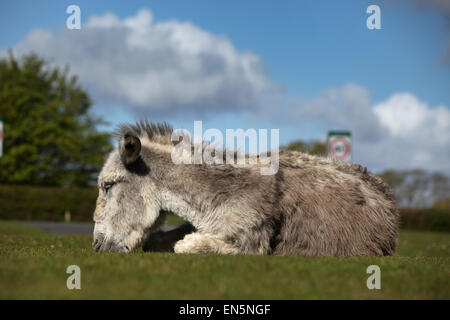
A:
<box><xmin>165</xmin><ymin>213</ymin><xmax>185</xmax><ymax>226</ymax></box>
<box><xmin>0</xmin><ymin>221</ymin><xmax>448</xmax><ymax>299</ymax></box>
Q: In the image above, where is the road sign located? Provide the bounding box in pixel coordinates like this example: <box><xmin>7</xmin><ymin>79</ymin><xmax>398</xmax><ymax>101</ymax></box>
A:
<box><xmin>0</xmin><ymin>118</ymin><xmax>3</xmax><ymax>158</ymax></box>
<box><xmin>327</xmin><ymin>131</ymin><xmax>352</xmax><ymax>162</ymax></box>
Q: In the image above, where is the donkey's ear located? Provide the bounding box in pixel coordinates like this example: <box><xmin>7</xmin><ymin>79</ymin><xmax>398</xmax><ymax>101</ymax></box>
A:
<box><xmin>119</xmin><ymin>134</ymin><xmax>141</xmax><ymax>166</ymax></box>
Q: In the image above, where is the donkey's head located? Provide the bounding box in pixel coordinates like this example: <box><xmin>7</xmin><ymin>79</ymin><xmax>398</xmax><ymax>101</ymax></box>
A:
<box><xmin>92</xmin><ymin>130</ymin><xmax>166</xmax><ymax>253</ymax></box>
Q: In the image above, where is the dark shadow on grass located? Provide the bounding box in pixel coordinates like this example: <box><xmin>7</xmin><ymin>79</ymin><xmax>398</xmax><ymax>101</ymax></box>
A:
<box><xmin>142</xmin><ymin>222</ymin><xmax>196</xmax><ymax>253</ymax></box>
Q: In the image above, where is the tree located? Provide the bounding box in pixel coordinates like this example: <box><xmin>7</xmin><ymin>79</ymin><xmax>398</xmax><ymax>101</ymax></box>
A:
<box><xmin>0</xmin><ymin>52</ymin><xmax>113</xmax><ymax>186</ymax></box>
<box><xmin>284</xmin><ymin>139</ymin><xmax>327</xmax><ymax>156</ymax></box>
<box><xmin>379</xmin><ymin>169</ymin><xmax>450</xmax><ymax>208</ymax></box>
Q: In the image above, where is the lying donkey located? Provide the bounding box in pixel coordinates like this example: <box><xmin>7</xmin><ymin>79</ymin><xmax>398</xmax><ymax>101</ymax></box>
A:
<box><xmin>92</xmin><ymin>121</ymin><xmax>398</xmax><ymax>256</ymax></box>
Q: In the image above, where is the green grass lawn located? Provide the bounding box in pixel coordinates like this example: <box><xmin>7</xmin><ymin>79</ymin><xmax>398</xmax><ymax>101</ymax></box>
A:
<box><xmin>0</xmin><ymin>221</ymin><xmax>448</xmax><ymax>299</ymax></box>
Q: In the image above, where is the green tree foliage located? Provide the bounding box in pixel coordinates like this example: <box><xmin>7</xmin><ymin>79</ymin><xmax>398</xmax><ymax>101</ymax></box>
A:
<box><xmin>284</xmin><ymin>139</ymin><xmax>327</xmax><ymax>156</ymax></box>
<box><xmin>0</xmin><ymin>52</ymin><xmax>113</xmax><ymax>186</ymax></box>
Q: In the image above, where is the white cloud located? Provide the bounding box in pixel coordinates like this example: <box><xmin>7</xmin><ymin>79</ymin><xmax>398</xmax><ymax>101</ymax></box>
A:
<box><xmin>297</xmin><ymin>86</ymin><xmax>450</xmax><ymax>173</ymax></box>
<box><xmin>373</xmin><ymin>93</ymin><xmax>450</xmax><ymax>145</ymax></box>
<box><xmin>2</xmin><ymin>8</ymin><xmax>449</xmax><ymax>174</ymax></box>
<box><xmin>367</xmin><ymin>93</ymin><xmax>450</xmax><ymax>172</ymax></box>
<box><xmin>294</xmin><ymin>83</ymin><xmax>385</xmax><ymax>142</ymax></box>
<box><xmin>374</xmin><ymin>93</ymin><xmax>428</xmax><ymax>136</ymax></box>
<box><xmin>2</xmin><ymin>9</ymin><xmax>274</xmax><ymax>114</ymax></box>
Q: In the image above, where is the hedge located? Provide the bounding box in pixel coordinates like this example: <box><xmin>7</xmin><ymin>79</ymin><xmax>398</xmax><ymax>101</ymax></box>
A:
<box><xmin>398</xmin><ymin>208</ymin><xmax>450</xmax><ymax>233</ymax></box>
<box><xmin>0</xmin><ymin>184</ymin><xmax>97</xmax><ymax>222</ymax></box>
<box><xmin>0</xmin><ymin>185</ymin><xmax>449</xmax><ymax>232</ymax></box>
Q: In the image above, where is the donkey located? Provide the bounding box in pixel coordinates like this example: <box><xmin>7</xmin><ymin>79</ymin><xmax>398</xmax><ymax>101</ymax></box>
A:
<box><xmin>92</xmin><ymin>121</ymin><xmax>399</xmax><ymax>256</ymax></box>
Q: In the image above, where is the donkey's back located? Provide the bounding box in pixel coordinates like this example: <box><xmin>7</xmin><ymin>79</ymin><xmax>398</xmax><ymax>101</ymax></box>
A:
<box><xmin>271</xmin><ymin>151</ymin><xmax>398</xmax><ymax>256</ymax></box>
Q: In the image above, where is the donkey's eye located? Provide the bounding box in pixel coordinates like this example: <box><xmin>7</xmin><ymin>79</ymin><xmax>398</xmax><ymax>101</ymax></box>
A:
<box><xmin>103</xmin><ymin>182</ymin><xmax>115</xmax><ymax>193</ymax></box>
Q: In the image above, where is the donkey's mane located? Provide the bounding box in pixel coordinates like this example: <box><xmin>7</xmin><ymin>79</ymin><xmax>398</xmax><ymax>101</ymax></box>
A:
<box><xmin>115</xmin><ymin>120</ymin><xmax>174</xmax><ymax>145</ymax></box>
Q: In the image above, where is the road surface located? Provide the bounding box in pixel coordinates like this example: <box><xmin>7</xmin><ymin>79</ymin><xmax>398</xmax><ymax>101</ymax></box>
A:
<box><xmin>20</xmin><ymin>221</ymin><xmax>175</xmax><ymax>235</ymax></box>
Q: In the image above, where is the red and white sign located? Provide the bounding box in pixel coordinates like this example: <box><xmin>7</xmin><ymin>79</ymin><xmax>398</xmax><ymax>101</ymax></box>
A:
<box><xmin>328</xmin><ymin>132</ymin><xmax>351</xmax><ymax>162</ymax></box>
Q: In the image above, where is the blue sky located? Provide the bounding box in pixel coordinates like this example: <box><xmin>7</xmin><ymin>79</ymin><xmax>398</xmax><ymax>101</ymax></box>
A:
<box><xmin>1</xmin><ymin>0</ymin><xmax>449</xmax><ymax>105</ymax></box>
<box><xmin>1</xmin><ymin>0</ymin><xmax>449</xmax><ymax>172</ymax></box>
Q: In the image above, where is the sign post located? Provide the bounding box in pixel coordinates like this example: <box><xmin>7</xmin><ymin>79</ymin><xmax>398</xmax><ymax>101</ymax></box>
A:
<box><xmin>0</xmin><ymin>118</ymin><xmax>3</xmax><ymax>158</ymax></box>
<box><xmin>327</xmin><ymin>131</ymin><xmax>352</xmax><ymax>162</ymax></box>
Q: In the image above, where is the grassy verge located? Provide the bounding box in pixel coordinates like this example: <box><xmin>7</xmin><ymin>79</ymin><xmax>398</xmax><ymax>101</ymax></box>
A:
<box><xmin>0</xmin><ymin>221</ymin><xmax>448</xmax><ymax>299</ymax></box>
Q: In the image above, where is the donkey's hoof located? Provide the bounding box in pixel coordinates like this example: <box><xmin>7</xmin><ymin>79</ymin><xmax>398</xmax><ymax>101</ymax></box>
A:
<box><xmin>174</xmin><ymin>233</ymin><xmax>210</xmax><ymax>254</ymax></box>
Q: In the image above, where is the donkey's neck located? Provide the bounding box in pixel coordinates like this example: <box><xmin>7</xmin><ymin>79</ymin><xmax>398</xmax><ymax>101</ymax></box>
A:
<box><xmin>158</xmin><ymin>186</ymin><xmax>207</xmax><ymax>230</ymax></box>
<box><xmin>149</xmin><ymin>145</ymin><xmax>221</xmax><ymax>231</ymax></box>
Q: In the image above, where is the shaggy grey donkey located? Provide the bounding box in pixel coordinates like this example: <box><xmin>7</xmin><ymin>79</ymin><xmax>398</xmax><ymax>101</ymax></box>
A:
<box><xmin>92</xmin><ymin>121</ymin><xmax>399</xmax><ymax>256</ymax></box>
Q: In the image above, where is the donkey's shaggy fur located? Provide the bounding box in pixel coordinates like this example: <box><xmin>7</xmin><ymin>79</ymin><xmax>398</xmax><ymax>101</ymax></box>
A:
<box><xmin>93</xmin><ymin>121</ymin><xmax>399</xmax><ymax>256</ymax></box>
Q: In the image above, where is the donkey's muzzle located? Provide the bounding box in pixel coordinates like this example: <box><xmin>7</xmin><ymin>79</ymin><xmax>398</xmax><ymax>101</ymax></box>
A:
<box><xmin>93</xmin><ymin>233</ymin><xmax>130</xmax><ymax>253</ymax></box>
<box><xmin>92</xmin><ymin>233</ymin><xmax>105</xmax><ymax>252</ymax></box>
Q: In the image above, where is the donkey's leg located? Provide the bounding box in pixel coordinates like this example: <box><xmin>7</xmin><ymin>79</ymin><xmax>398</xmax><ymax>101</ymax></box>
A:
<box><xmin>143</xmin><ymin>222</ymin><xmax>196</xmax><ymax>252</ymax></box>
<box><xmin>174</xmin><ymin>232</ymin><xmax>240</xmax><ymax>255</ymax></box>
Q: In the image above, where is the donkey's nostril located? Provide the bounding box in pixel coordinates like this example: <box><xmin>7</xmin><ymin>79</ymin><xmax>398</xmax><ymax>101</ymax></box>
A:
<box><xmin>93</xmin><ymin>233</ymin><xmax>105</xmax><ymax>252</ymax></box>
